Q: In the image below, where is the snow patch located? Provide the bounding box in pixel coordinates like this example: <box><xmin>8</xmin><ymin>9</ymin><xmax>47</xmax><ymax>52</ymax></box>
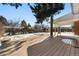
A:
<box><xmin>0</xmin><ymin>34</ymin><xmax>34</xmax><ymax>41</ymax></box>
<box><xmin>0</xmin><ymin>33</ymin><xmax>46</xmax><ymax>41</ymax></box>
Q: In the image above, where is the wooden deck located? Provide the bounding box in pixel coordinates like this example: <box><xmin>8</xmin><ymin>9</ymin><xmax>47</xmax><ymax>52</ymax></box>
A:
<box><xmin>27</xmin><ymin>36</ymin><xmax>79</xmax><ymax>56</ymax></box>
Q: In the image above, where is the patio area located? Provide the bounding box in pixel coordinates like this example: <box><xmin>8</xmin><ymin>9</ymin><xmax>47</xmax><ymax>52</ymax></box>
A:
<box><xmin>27</xmin><ymin>34</ymin><xmax>79</xmax><ymax>56</ymax></box>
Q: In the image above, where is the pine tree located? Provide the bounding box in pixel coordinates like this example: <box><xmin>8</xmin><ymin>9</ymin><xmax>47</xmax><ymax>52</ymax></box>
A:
<box><xmin>28</xmin><ymin>3</ymin><xmax>64</xmax><ymax>37</ymax></box>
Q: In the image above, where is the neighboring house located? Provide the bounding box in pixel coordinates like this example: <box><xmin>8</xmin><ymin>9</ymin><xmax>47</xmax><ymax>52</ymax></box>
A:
<box><xmin>34</xmin><ymin>24</ymin><xmax>43</xmax><ymax>32</ymax></box>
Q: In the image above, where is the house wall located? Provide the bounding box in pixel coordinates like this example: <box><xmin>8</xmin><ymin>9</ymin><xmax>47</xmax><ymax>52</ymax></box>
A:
<box><xmin>74</xmin><ymin>20</ymin><xmax>79</xmax><ymax>35</ymax></box>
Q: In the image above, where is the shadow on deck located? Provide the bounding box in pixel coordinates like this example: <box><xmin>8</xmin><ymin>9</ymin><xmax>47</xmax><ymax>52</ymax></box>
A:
<box><xmin>27</xmin><ymin>36</ymin><xmax>79</xmax><ymax>56</ymax></box>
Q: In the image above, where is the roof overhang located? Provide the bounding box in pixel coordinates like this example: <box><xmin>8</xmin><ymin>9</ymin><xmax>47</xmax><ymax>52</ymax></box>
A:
<box><xmin>54</xmin><ymin>13</ymin><xmax>79</xmax><ymax>26</ymax></box>
<box><xmin>53</xmin><ymin>3</ymin><xmax>79</xmax><ymax>26</ymax></box>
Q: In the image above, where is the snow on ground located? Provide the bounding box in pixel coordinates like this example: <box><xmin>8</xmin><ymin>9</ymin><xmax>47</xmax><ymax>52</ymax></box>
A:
<box><xmin>0</xmin><ymin>32</ymin><xmax>79</xmax><ymax>43</ymax></box>
<box><xmin>53</xmin><ymin>32</ymin><xmax>79</xmax><ymax>45</ymax></box>
<box><xmin>0</xmin><ymin>32</ymin><xmax>78</xmax><ymax>41</ymax></box>
<box><xmin>0</xmin><ymin>34</ymin><xmax>34</xmax><ymax>41</ymax></box>
<box><xmin>0</xmin><ymin>32</ymin><xmax>79</xmax><ymax>41</ymax></box>
<box><xmin>0</xmin><ymin>32</ymin><xmax>79</xmax><ymax>47</ymax></box>
<box><xmin>62</xmin><ymin>38</ymin><xmax>74</xmax><ymax>45</ymax></box>
<box><xmin>0</xmin><ymin>32</ymin><xmax>49</xmax><ymax>41</ymax></box>
<box><xmin>59</xmin><ymin>32</ymin><xmax>79</xmax><ymax>39</ymax></box>
<box><xmin>53</xmin><ymin>32</ymin><xmax>79</xmax><ymax>38</ymax></box>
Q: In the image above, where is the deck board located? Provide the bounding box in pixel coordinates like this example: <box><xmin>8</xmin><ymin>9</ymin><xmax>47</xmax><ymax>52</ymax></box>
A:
<box><xmin>75</xmin><ymin>48</ymin><xmax>79</xmax><ymax>56</ymax></box>
<box><xmin>27</xmin><ymin>36</ymin><xmax>79</xmax><ymax>56</ymax></box>
<box><xmin>70</xmin><ymin>46</ymin><xmax>75</xmax><ymax>56</ymax></box>
<box><xmin>46</xmin><ymin>39</ymin><xmax>63</xmax><ymax>56</ymax></box>
<box><xmin>44</xmin><ymin>39</ymin><xmax>60</xmax><ymax>56</ymax></box>
<box><xmin>54</xmin><ymin>43</ymin><xmax>65</xmax><ymax>56</ymax></box>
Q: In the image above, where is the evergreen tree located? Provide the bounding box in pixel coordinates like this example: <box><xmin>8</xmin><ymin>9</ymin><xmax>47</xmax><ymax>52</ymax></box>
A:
<box><xmin>20</xmin><ymin>20</ymin><xmax>27</xmax><ymax>34</ymax></box>
<box><xmin>28</xmin><ymin>3</ymin><xmax>64</xmax><ymax>37</ymax></box>
<box><xmin>20</xmin><ymin>20</ymin><xmax>27</xmax><ymax>28</ymax></box>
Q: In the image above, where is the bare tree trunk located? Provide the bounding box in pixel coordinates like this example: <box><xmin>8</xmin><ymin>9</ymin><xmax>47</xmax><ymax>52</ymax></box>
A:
<box><xmin>50</xmin><ymin>16</ymin><xmax>53</xmax><ymax>38</ymax></box>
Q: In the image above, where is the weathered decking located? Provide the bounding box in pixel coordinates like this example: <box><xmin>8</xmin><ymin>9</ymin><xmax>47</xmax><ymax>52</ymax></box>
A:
<box><xmin>27</xmin><ymin>36</ymin><xmax>79</xmax><ymax>56</ymax></box>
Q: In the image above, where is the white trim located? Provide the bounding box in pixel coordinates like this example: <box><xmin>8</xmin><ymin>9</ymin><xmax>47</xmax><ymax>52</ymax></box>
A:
<box><xmin>54</xmin><ymin>13</ymin><xmax>79</xmax><ymax>26</ymax></box>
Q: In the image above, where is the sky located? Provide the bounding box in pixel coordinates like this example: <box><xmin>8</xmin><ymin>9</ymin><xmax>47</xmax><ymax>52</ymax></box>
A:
<box><xmin>0</xmin><ymin>3</ymin><xmax>71</xmax><ymax>26</ymax></box>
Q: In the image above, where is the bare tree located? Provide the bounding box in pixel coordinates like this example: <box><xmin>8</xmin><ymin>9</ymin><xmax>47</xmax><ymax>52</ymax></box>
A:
<box><xmin>7</xmin><ymin>20</ymin><xmax>20</xmax><ymax>35</ymax></box>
